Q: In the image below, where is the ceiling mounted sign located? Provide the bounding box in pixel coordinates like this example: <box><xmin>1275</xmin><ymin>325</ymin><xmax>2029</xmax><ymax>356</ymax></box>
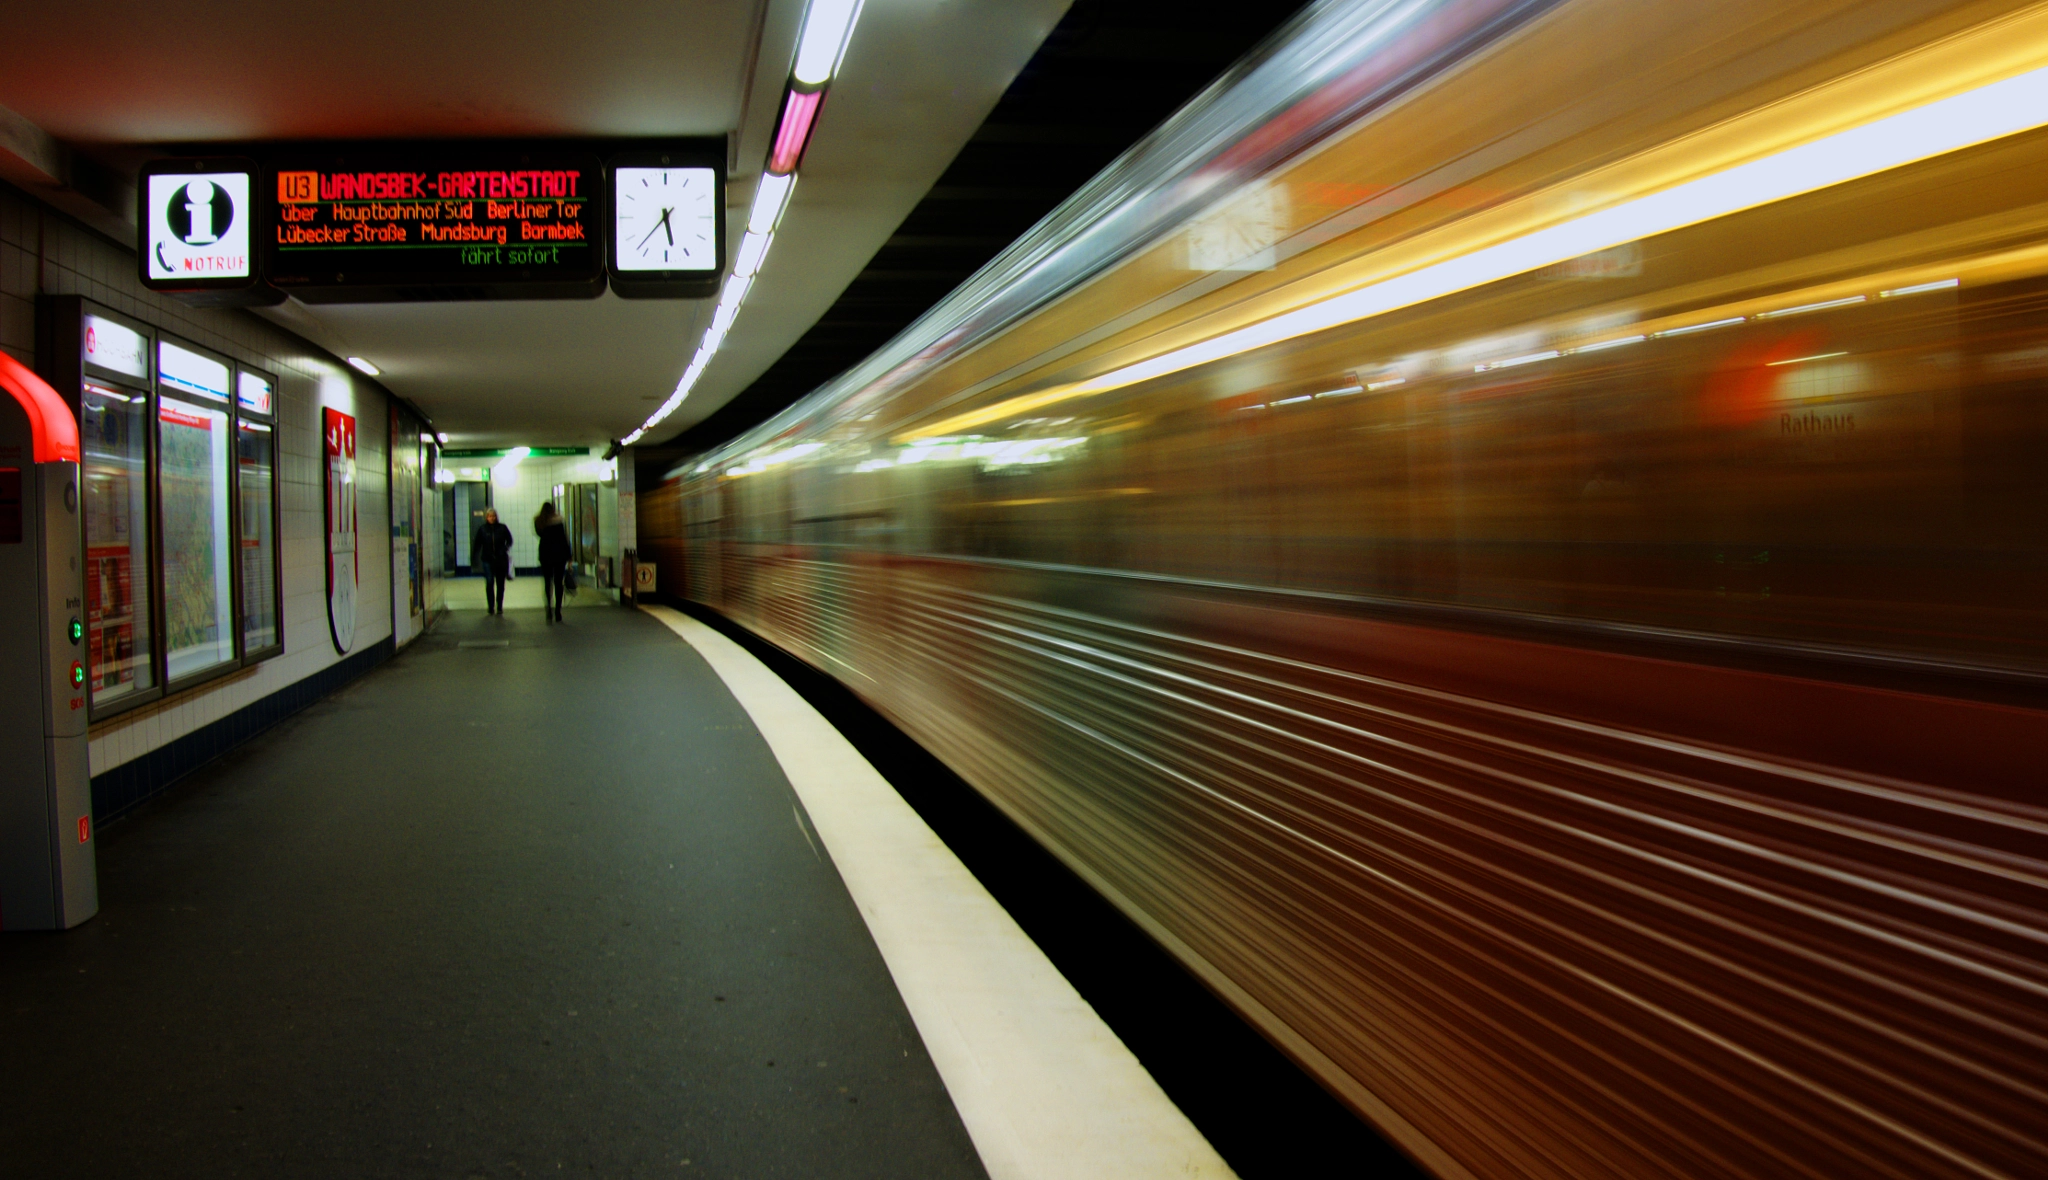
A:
<box><xmin>137</xmin><ymin>140</ymin><xmax>725</xmax><ymax>305</ymax></box>
<box><xmin>138</xmin><ymin>158</ymin><xmax>280</xmax><ymax>306</ymax></box>
<box><xmin>266</xmin><ymin>150</ymin><xmax>608</xmax><ymax>302</ymax></box>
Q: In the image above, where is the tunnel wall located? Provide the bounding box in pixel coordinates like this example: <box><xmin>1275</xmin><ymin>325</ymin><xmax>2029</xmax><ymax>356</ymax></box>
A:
<box><xmin>0</xmin><ymin>179</ymin><xmax>400</xmax><ymax>822</ymax></box>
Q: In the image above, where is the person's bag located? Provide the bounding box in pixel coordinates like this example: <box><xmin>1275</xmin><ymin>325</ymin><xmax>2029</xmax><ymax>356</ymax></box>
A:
<box><xmin>504</xmin><ymin>561</ymin><xmax>515</xmax><ymax>581</ymax></box>
<box><xmin>562</xmin><ymin>566</ymin><xmax>578</xmax><ymax>592</ymax></box>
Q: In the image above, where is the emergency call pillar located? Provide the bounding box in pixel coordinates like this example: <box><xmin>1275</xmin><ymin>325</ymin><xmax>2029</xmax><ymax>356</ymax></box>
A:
<box><xmin>0</xmin><ymin>352</ymin><xmax>95</xmax><ymax>930</ymax></box>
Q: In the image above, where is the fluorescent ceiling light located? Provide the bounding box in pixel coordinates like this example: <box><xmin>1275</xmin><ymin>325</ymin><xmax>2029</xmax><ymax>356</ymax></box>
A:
<box><xmin>493</xmin><ymin>446</ymin><xmax>528</xmax><ymax>483</ymax></box>
<box><xmin>792</xmin><ymin>0</ymin><xmax>863</xmax><ymax>86</ymax></box>
<box><xmin>768</xmin><ymin>89</ymin><xmax>826</xmax><ymax>175</ymax></box>
<box><xmin>749</xmin><ymin>173</ymin><xmax>795</xmax><ymax>234</ymax></box>
<box><xmin>909</xmin><ymin>58</ymin><xmax>2048</xmax><ymax>440</ymax></box>
<box><xmin>720</xmin><ymin>271</ymin><xmax>754</xmax><ymax>312</ymax></box>
<box><xmin>346</xmin><ymin>356</ymin><xmax>380</xmax><ymax>376</ymax></box>
<box><xmin>734</xmin><ymin>231</ymin><xmax>772</xmax><ymax>278</ymax></box>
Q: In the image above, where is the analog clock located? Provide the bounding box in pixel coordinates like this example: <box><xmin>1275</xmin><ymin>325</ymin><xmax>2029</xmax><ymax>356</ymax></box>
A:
<box><xmin>614</xmin><ymin>166</ymin><xmax>718</xmax><ymax>273</ymax></box>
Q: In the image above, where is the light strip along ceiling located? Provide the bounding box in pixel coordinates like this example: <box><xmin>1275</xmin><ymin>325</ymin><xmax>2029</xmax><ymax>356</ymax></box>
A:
<box><xmin>622</xmin><ymin>0</ymin><xmax>865</xmax><ymax>446</ymax></box>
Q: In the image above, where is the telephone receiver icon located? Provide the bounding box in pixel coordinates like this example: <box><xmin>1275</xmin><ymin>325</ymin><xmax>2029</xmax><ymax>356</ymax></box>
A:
<box><xmin>155</xmin><ymin>241</ymin><xmax>172</xmax><ymax>274</ymax></box>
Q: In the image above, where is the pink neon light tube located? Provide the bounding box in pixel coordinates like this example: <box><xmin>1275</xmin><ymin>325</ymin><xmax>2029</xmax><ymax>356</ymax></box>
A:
<box><xmin>768</xmin><ymin>88</ymin><xmax>826</xmax><ymax>175</ymax></box>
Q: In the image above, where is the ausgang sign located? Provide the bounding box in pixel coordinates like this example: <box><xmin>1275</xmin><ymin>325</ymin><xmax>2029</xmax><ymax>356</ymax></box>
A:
<box><xmin>265</xmin><ymin>151</ymin><xmax>606</xmax><ymax>301</ymax></box>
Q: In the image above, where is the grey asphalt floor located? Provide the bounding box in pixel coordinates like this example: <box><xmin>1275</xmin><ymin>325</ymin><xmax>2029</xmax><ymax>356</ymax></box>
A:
<box><xmin>0</xmin><ymin>603</ymin><xmax>988</xmax><ymax>1180</ymax></box>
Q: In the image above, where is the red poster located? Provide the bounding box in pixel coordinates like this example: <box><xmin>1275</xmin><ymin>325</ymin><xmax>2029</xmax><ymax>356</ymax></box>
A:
<box><xmin>323</xmin><ymin>407</ymin><xmax>357</xmax><ymax>653</ymax></box>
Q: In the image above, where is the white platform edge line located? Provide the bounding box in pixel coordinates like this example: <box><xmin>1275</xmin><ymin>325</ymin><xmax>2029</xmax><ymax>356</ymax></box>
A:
<box><xmin>644</xmin><ymin>606</ymin><xmax>1238</xmax><ymax>1180</ymax></box>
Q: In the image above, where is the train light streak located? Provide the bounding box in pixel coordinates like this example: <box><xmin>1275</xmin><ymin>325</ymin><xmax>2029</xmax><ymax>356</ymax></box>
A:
<box><xmin>903</xmin><ymin>56</ymin><xmax>2048</xmax><ymax>442</ymax></box>
<box><xmin>1758</xmin><ymin>296</ymin><xmax>1866</xmax><ymax>319</ymax></box>
<box><xmin>1654</xmin><ymin>318</ymin><xmax>1747</xmax><ymax>338</ymax></box>
<box><xmin>1882</xmin><ymin>278</ymin><xmax>1959</xmax><ymax>297</ymax></box>
<box><xmin>1474</xmin><ymin>349</ymin><xmax>1560</xmax><ymax>372</ymax></box>
<box><xmin>1573</xmin><ymin>335</ymin><xmax>1645</xmax><ymax>353</ymax></box>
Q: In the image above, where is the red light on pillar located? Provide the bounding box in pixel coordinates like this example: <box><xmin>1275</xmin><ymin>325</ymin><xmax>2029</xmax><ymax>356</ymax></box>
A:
<box><xmin>77</xmin><ymin>816</ymin><xmax>90</xmax><ymax>844</ymax></box>
<box><xmin>768</xmin><ymin>88</ymin><xmax>826</xmax><ymax>175</ymax></box>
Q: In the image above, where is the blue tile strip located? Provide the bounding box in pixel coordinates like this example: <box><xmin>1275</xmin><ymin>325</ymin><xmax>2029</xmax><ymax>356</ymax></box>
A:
<box><xmin>91</xmin><ymin>637</ymin><xmax>397</xmax><ymax>826</ymax></box>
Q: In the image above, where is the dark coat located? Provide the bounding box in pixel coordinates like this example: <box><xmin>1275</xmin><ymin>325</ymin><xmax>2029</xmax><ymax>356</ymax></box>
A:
<box><xmin>536</xmin><ymin>520</ymin><xmax>572</xmax><ymax>569</ymax></box>
<box><xmin>471</xmin><ymin>521</ymin><xmax>513</xmax><ymax>575</ymax></box>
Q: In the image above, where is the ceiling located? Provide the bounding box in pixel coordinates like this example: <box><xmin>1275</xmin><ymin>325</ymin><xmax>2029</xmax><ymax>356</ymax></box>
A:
<box><xmin>646</xmin><ymin>0</ymin><xmax>1318</xmax><ymax>464</ymax></box>
<box><xmin>0</xmin><ymin>0</ymin><xmax>1067</xmax><ymax>449</ymax></box>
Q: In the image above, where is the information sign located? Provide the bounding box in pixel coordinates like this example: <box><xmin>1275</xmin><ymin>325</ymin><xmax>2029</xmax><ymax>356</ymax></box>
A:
<box><xmin>265</xmin><ymin>152</ymin><xmax>606</xmax><ymax>301</ymax></box>
<box><xmin>138</xmin><ymin>158</ymin><xmax>275</xmax><ymax>304</ymax></box>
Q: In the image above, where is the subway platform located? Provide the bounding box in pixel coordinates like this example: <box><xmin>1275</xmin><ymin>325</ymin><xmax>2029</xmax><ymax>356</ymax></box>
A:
<box><xmin>0</xmin><ymin>603</ymin><xmax>1229</xmax><ymax>1179</ymax></box>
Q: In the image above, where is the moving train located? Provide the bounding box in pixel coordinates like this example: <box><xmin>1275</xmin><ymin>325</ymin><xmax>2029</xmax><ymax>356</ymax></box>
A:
<box><xmin>641</xmin><ymin>1</ymin><xmax>2048</xmax><ymax>1175</ymax></box>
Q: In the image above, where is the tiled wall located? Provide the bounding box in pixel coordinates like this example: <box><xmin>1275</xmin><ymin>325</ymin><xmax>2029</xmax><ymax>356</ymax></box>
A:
<box><xmin>473</xmin><ymin>453</ymin><xmax>618</xmax><ymax>569</ymax></box>
<box><xmin>0</xmin><ymin>181</ymin><xmax>396</xmax><ymax>781</ymax></box>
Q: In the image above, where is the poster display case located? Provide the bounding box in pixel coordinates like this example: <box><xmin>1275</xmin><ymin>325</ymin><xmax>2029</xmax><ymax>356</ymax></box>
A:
<box><xmin>43</xmin><ymin>299</ymin><xmax>286</xmax><ymax>719</ymax></box>
<box><xmin>237</xmin><ymin>369</ymin><xmax>281</xmax><ymax>659</ymax></box>
<box><xmin>157</xmin><ymin>338</ymin><xmax>237</xmax><ymax>686</ymax></box>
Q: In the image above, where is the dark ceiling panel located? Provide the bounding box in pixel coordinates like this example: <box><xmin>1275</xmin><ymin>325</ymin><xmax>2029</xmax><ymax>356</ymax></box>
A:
<box><xmin>643</xmin><ymin>0</ymin><xmax>1315</xmax><ymax>469</ymax></box>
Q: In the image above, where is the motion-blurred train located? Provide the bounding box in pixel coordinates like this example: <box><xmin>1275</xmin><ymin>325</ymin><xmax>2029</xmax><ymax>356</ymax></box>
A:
<box><xmin>640</xmin><ymin>1</ymin><xmax>2048</xmax><ymax>1175</ymax></box>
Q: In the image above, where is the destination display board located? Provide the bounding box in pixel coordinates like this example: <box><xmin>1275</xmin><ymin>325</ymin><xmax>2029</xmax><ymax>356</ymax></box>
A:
<box><xmin>263</xmin><ymin>152</ymin><xmax>607</xmax><ymax>301</ymax></box>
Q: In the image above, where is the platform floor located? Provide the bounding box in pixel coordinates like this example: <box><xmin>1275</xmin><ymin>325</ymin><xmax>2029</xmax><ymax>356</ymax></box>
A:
<box><xmin>0</xmin><ymin>605</ymin><xmax>989</xmax><ymax>1177</ymax></box>
<box><xmin>439</xmin><ymin>572</ymin><xmax>615</xmax><ymax>611</ymax></box>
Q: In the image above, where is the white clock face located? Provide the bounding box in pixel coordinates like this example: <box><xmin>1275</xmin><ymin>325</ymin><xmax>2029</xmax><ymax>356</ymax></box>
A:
<box><xmin>614</xmin><ymin>167</ymin><xmax>718</xmax><ymax>273</ymax></box>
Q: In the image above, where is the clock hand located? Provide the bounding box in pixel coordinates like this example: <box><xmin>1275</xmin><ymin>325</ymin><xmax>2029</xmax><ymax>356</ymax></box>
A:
<box><xmin>660</xmin><ymin>207</ymin><xmax>675</xmax><ymax>247</ymax></box>
<box><xmin>635</xmin><ymin>208</ymin><xmax>675</xmax><ymax>251</ymax></box>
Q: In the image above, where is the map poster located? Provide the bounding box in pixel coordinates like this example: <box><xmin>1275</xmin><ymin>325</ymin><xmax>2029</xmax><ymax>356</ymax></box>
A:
<box><xmin>324</xmin><ymin>407</ymin><xmax>357</xmax><ymax>653</ymax></box>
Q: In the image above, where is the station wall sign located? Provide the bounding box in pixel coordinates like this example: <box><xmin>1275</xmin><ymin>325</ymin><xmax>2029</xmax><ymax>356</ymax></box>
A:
<box><xmin>266</xmin><ymin>150</ymin><xmax>607</xmax><ymax>302</ymax></box>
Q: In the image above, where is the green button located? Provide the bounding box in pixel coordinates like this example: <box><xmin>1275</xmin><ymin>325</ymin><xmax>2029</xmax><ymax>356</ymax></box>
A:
<box><xmin>69</xmin><ymin>617</ymin><xmax>83</xmax><ymax>644</ymax></box>
<box><xmin>70</xmin><ymin>661</ymin><xmax>85</xmax><ymax>688</ymax></box>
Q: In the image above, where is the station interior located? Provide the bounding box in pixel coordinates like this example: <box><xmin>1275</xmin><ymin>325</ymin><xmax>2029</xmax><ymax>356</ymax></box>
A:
<box><xmin>4</xmin><ymin>2</ymin><xmax>2047</xmax><ymax>1178</ymax></box>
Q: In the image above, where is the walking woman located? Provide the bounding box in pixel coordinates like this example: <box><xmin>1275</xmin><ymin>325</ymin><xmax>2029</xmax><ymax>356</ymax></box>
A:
<box><xmin>471</xmin><ymin>507</ymin><xmax>513</xmax><ymax>615</ymax></box>
<box><xmin>535</xmin><ymin>502</ymin><xmax>573</xmax><ymax>621</ymax></box>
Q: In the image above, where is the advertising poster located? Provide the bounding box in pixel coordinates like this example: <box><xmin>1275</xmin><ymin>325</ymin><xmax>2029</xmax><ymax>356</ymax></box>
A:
<box><xmin>324</xmin><ymin>407</ymin><xmax>357</xmax><ymax>653</ymax></box>
<box><xmin>159</xmin><ymin>397</ymin><xmax>235</xmax><ymax>679</ymax></box>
